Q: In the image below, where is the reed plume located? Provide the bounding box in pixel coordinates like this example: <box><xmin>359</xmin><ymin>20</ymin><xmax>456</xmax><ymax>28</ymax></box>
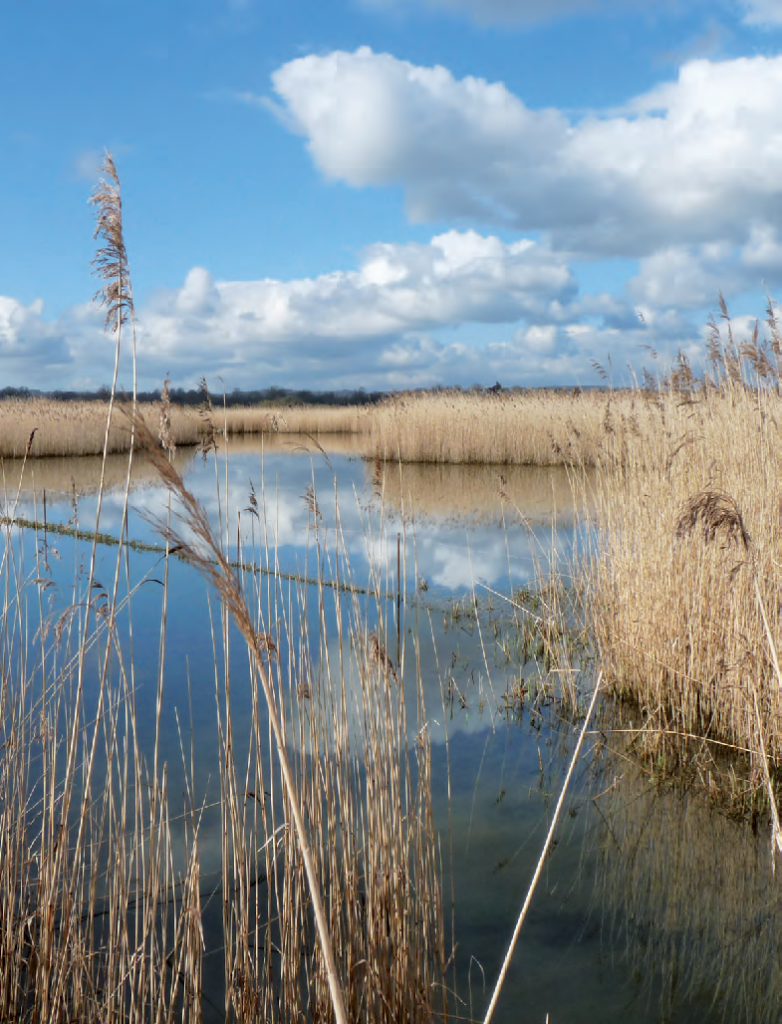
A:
<box><xmin>675</xmin><ymin>489</ymin><xmax>751</xmax><ymax>551</ymax></box>
<box><xmin>91</xmin><ymin>151</ymin><xmax>134</xmax><ymax>334</ymax></box>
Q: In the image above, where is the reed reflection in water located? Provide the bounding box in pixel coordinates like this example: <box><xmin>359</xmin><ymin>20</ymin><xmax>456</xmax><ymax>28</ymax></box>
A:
<box><xmin>1</xmin><ymin>445</ymin><xmax>199</xmax><ymax>506</ymax></box>
<box><xmin>592</xmin><ymin>728</ymin><xmax>782</xmax><ymax>1023</ymax></box>
<box><xmin>376</xmin><ymin>459</ymin><xmax>590</xmax><ymax>526</ymax></box>
<box><xmin>6</xmin><ymin>434</ymin><xmax>587</xmax><ymax>522</ymax></box>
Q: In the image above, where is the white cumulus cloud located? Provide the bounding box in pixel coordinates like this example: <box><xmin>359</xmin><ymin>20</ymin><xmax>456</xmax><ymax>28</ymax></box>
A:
<box><xmin>3</xmin><ymin>238</ymin><xmax>771</xmax><ymax>393</ymax></box>
<box><xmin>271</xmin><ymin>48</ymin><xmax>782</xmax><ymax>260</ymax></box>
<box><xmin>0</xmin><ymin>231</ymin><xmax>592</xmax><ymax>392</ymax></box>
<box><xmin>138</xmin><ymin>230</ymin><xmax>576</xmax><ymax>376</ymax></box>
<box><xmin>0</xmin><ymin>297</ymin><xmax>77</xmax><ymax>383</ymax></box>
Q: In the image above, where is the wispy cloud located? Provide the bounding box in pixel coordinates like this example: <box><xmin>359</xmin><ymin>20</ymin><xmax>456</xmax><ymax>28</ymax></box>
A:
<box><xmin>741</xmin><ymin>0</ymin><xmax>782</xmax><ymax>25</ymax></box>
<box><xmin>72</xmin><ymin>149</ymin><xmax>104</xmax><ymax>183</ymax></box>
<box><xmin>359</xmin><ymin>0</ymin><xmax>684</xmax><ymax>26</ymax></box>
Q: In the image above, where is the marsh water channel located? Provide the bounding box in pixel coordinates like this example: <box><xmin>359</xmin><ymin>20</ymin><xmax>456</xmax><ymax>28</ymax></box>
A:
<box><xmin>3</xmin><ymin>434</ymin><xmax>781</xmax><ymax>1023</ymax></box>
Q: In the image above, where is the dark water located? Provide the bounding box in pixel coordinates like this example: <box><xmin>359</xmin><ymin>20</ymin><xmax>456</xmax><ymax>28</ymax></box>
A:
<box><xmin>3</xmin><ymin>436</ymin><xmax>779</xmax><ymax>1023</ymax></box>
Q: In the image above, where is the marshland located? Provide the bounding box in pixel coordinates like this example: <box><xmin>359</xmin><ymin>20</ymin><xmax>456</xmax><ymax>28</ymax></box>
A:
<box><xmin>2</xmin><ymin>154</ymin><xmax>782</xmax><ymax>1024</ymax></box>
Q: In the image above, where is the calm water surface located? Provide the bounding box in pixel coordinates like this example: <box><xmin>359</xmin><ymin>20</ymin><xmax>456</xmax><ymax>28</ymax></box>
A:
<box><xmin>3</xmin><ymin>436</ymin><xmax>779</xmax><ymax>1023</ymax></box>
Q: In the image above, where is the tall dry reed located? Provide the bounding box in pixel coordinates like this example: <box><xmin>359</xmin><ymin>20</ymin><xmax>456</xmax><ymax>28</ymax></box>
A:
<box><xmin>0</xmin><ymin>152</ymin><xmax>206</xmax><ymax>1024</ymax></box>
<box><xmin>0</xmin><ymin>398</ymin><xmax>204</xmax><ymax>459</ymax></box>
<box><xmin>0</xmin><ymin>401</ymin><xmax>365</xmax><ymax>460</ymax></box>
<box><xmin>369</xmin><ymin>388</ymin><xmax>645</xmax><ymax>466</ymax></box>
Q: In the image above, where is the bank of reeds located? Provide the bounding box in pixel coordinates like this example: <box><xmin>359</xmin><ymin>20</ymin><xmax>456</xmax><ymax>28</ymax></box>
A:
<box><xmin>0</xmin><ymin>397</ymin><xmax>202</xmax><ymax>458</ymax></box>
<box><xmin>221</xmin><ymin>403</ymin><xmax>366</xmax><ymax>437</ymax></box>
<box><xmin>0</xmin><ymin>399</ymin><xmax>367</xmax><ymax>460</ymax></box>
<box><xmin>3</xmin><ymin>388</ymin><xmax>645</xmax><ymax>466</ymax></box>
<box><xmin>0</xmin><ymin>526</ymin><xmax>207</xmax><ymax>1022</ymax></box>
<box><xmin>0</xmin><ymin>152</ymin><xmax>206</xmax><ymax>1024</ymax></box>
<box><xmin>370</xmin><ymin>388</ymin><xmax>641</xmax><ymax>466</ymax></box>
<box><xmin>0</xmin><ymin>441</ymin><xmax>449</xmax><ymax>1022</ymax></box>
<box><xmin>587</xmin><ymin>303</ymin><xmax>782</xmax><ymax>763</ymax></box>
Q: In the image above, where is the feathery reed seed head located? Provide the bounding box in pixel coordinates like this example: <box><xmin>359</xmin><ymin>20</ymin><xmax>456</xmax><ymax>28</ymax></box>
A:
<box><xmin>90</xmin><ymin>151</ymin><xmax>134</xmax><ymax>332</ymax></box>
<box><xmin>675</xmin><ymin>489</ymin><xmax>751</xmax><ymax>552</ymax></box>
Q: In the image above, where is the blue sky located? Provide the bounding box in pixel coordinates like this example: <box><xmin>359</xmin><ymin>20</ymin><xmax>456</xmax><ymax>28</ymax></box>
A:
<box><xmin>3</xmin><ymin>0</ymin><xmax>782</xmax><ymax>392</ymax></box>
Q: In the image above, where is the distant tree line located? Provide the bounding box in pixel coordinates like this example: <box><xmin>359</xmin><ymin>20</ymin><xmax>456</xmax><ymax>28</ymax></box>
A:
<box><xmin>0</xmin><ymin>385</ymin><xmax>387</xmax><ymax>407</ymax></box>
<box><xmin>0</xmin><ymin>382</ymin><xmax>604</xmax><ymax>405</ymax></box>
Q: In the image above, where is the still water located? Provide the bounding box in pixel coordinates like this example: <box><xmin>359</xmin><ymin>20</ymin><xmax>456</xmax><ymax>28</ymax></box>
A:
<box><xmin>3</xmin><ymin>435</ymin><xmax>780</xmax><ymax>1023</ymax></box>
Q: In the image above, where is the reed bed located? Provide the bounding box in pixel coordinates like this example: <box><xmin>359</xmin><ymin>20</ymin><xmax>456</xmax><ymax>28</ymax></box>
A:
<box><xmin>131</xmin><ymin>411</ymin><xmax>450</xmax><ymax>1022</ymax></box>
<box><xmin>368</xmin><ymin>388</ymin><xmax>646</xmax><ymax>466</ymax></box>
<box><xmin>0</xmin><ymin>397</ymin><xmax>203</xmax><ymax>458</ymax></box>
<box><xmin>0</xmin><ymin>526</ymin><xmax>206</xmax><ymax>1022</ymax></box>
<box><xmin>221</xmin><ymin>403</ymin><xmax>367</xmax><ymax>436</ymax></box>
<box><xmin>0</xmin><ymin>445</ymin><xmax>450</xmax><ymax>1022</ymax></box>
<box><xmin>0</xmin><ymin>153</ymin><xmax>206</xmax><ymax>1024</ymax></box>
<box><xmin>3</xmin><ymin>388</ymin><xmax>646</xmax><ymax>466</ymax></box>
<box><xmin>586</xmin><ymin>310</ymin><xmax>782</xmax><ymax>761</ymax></box>
<box><xmin>0</xmin><ymin>401</ymin><xmax>366</xmax><ymax>460</ymax></box>
<box><xmin>7</xmin><ymin>144</ymin><xmax>780</xmax><ymax>1020</ymax></box>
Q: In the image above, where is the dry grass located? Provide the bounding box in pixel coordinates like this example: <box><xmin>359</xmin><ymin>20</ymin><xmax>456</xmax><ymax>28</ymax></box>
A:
<box><xmin>0</xmin><ymin>155</ymin><xmax>205</xmax><ymax>1023</ymax></box>
<box><xmin>132</xmin><ymin>411</ymin><xmax>450</xmax><ymax>1022</ymax></box>
<box><xmin>0</xmin><ymin>423</ymin><xmax>450</xmax><ymax>1023</ymax></box>
<box><xmin>0</xmin><ymin>400</ymin><xmax>364</xmax><ymax>460</ymax></box>
<box><xmin>0</xmin><ymin>534</ymin><xmax>206</xmax><ymax>1022</ymax></box>
<box><xmin>2</xmin><ymin>470</ymin><xmax>451</xmax><ymax>1022</ymax></box>
<box><xmin>5</xmin><ymin>142</ymin><xmax>782</xmax><ymax>1022</ymax></box>
<box><xmin>221</xmin><ymin>403</ymin><xmax>367</xmax><ymax>436</ymax></box>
